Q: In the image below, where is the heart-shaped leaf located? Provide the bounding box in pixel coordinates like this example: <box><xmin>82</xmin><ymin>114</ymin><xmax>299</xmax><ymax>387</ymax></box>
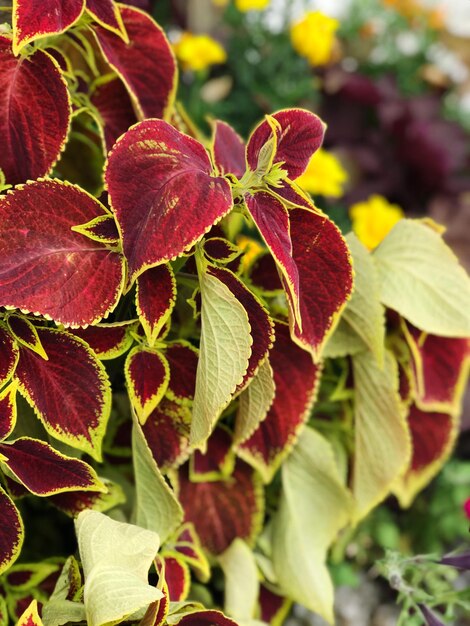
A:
<box><xmin>137</xmin><ymin>264</ymin><xmax>176</xmax><ymax>347</ymax></box>
<box><xmin>142</xmin><ymin>399</ymin><xmax>191</xmax><ymax>472</ymax></box>
<box><xmin>125</xmin><ymin>346</ymin><xmax>170</xmax><ymax>424</ymax></box>
<box><xmin>70</xmin><ymin>321</ymin><xmax>135</xmax><ymax>360</ymax></box>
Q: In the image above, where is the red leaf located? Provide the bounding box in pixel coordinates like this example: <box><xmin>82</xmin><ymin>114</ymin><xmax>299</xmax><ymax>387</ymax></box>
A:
<box><xmin>0</xmin><ymin>324</ymin><xmax>19</xmax><ymax>388</ymax></box>
<box><xmin>94</xmin><ymin>5</ymin><xmax>176</xmax><ymax>119</ymax></box>
<box><xmin>106</xmin><ymin>120</ymin><xmax>232</xmax><ymax>281</ymax></box>
<box><xmin>176</xmin><ymin>610</ymin><xmax>238</xmax><ymax>626</ymax></box>
<box><xmin>0</xmin><ymin>180</ymin><xmax>125</xmax><ymax>327</ymax></box>
<box><xmin>245</xmin><ymin>192</ymin><xmax>300</xmax><ymax>326</ymax></box>
<box><xmin>12</xmin><ymin>1</ymin><xmax>84</xmax><ymax>54</ymax></box>
<box><xmin>249</xmin><ymin>253</ymin><xmax>283</xmax><ymax>293</ymax></box>
<box><xmin>212</xmin><ymin>121</ymin><xmax>246</xmax><ymax>178</ymax></box>
<box><xmin>161</xmin><ymin>556</ymin><xmax>190</xmax><ymax>602</ymax></box>
<box><xmin>0</xmin><ymin>384</ymin><xmax>17</xmax><ymax>441</ymax></box>
<box><xmin>165</xmin><ymin>342</ymin><xmax>199</xmax><ymax>404</ymax></box>
<box><xmin>86</xmin><ymin>0</ymin><xmax>127</xmax><ymax>40</ymax></box>
<box><xmin>259</xmin><ymin>585</ymin><xmax>290</xmax><ymax>626</ymax></box>
<box><xmin>246</xmin><ymin>109</ymin><xmax>324</xmax><ymax>180</ymax></box>
<box><xmin>142</xmin><ymin>399</ymin><xmax>191</xmax><ymax>471</ymax></box>
<box><xmin>237</xmin><ymin>322</ymin><xmax>321</xmax><ymax>482</ymax></box>
<box><xmin>204</xmin><ymin>238</ymin><xmax>241</xmax><ymax>264</ymax></box>
<box><xmin>91</xmin><ymin>77</ymin><xmax>137</xmax><ymax>152</ymax></box>
<box><xmin>6</xmin><ymin>315</ymin><xmax>47</xmax><ymax>359</ymax></box>
<box><xmin>191</xmin><ymin>427</ymin><xmax>234</xmax><ymax>482</ymax></box>
<box><xmin>0</xmin><ymin>38</ymin><xmax>71</xmax><ymax>185</ymax></box>
<box><xmin>125</xmin><ymin>346</ymin><xmax>170</xmax><ymax>423</ymax></box>
<box><xmin>165</xmin><ymin>523</ymin><xmax>210</xmax><ymax>582</ymax></box>
<box><xmin>208</xmin><ymin>266</ymin><xmax>274</xmax><ymax>392</ymax></box>
<box><xmin>408</xmin><ymin>405</ymin><xmax>454</xmax><ymax>472</ymax></box>
<box><xmin>287</xmin><ymin>207</ymin><xmax>353</xmax><ymax>359</ymax></box>
<box><xmin>404</xmin><ymin>324</ymin><xmax>470</xmax><ymax>413</ymax></box>
<box><xmin>137</xmin><ymin>264</ymin><xmax>176</xmax><ymax>346</ymax></box>
<box><xmin>0</xmin><ymin>486</ymin><xmax>23</xmax><ymax>576</ymax></box>
<box><xmin>0</xmin><ymin>437</ymin><xmax>105</xmax><ymax>496</ymax></box>
<box><xmin>49</xmin><ymin>479</ymin><xmax>125</xmax><ymax>516</ymax></box>
<box><xmin>73</xmin><ymin>214</ymin><xmax>120</xmax><ymax>244</ymax></box>
<box><xmin>15</xmin><ymin>328</ymin><xmax>111</xmax><ymax>460</ymax></box>
<box><xmin>69</xmin><ymin>321</ymin><xmax>135</xmax><ymax>359</ymax></box>
<box><xmin>178</xmin><ymin>460</ymin><xmax>264</xmax><ymax>555</ymax></box>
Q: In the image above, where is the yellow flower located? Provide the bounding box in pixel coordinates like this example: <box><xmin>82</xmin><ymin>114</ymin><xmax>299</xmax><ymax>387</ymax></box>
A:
<box><xmin>237</xmin><ymin>235</ymin><xmax>264</xmax><ymax>270</ymax></box>
<box><xmin>296</xmin><ymin>149</ymin><xmax>348</xmax><ymax>198</ymax></box>
<box><xmin>350</xmin><ymin>195</ymin><xmax>404</xmax><ymax>250</ymax></box>
<box><xmin>235</xmin><ymin>0</ymin><xmax>270</xmax><ymax>11</ymax></box>
<box><xmin>173</xmin><ymin>33</ymin><xmax>227</xmax><ymax>72</ymax></box>
<box><xmin>290</xmin><ymin>11</ymin><xmax>339</xmax><ymax>66</ymax></box>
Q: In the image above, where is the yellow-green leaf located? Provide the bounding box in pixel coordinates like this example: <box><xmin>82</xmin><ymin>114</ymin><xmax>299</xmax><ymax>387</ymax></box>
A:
<box><xmin>234</xmin><ymin>359</ymin><xmax>275</xmax><ymax>445</ymax></box>
<box><xmin>219</xmin><ymin>539</ymin><xmax>259</xmax><ymax>623</ymax></box>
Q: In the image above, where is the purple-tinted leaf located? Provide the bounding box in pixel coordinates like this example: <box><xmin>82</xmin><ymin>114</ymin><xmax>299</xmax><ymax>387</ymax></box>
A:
<box><xmin>212</xmin><ymin>121</ymin><xmax>246</xmax><ymax>178</ymax></box>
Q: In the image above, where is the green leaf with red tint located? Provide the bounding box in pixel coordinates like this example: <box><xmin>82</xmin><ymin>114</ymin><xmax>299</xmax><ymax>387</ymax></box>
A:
<box><xmin>245</xmin><ymin>191</ymin><xmax>300</xmax><ymax>326</ymax></box>
<box><xmin>0</xmin><ymin>38</ymin><xmax>71</xmax><ymax>185</ymax></box>
<box><xmin>15</xmin><ymin>328</ymin><xmax>111</xmax><ymax>460</ymax></box>
<box><xmin>237</xmin><ymin>322</ymin><xmax>321</xmax><ymax>483</ymax></box>
<box><xmin>191</xmin><ymin>427</ymin><xmax>234</xmax><ymax>482</ymax></box>
<box><xmin>177</xmin><ymin>460</ymin><xmax>264</xmax><ymax>555</ymax></box>
<box><xmin>137</xmin><ymin>264</ymin><xmax>176</xmax><ymax>347</ymax></box>
<box><xmin>86</xmin><ymin>0</ymin><xmax>127</xmax><ymax>40</ymax></box>
<box><xmin>6</xmin><ymin>316</ymin><xmax>48</xmax><ymax>360</ymax></box>
<box><xmin>12</xmin><ymin>1</ymin><xmax>84</xmax><ymax>54</ymax></box>
<box><xmin>0</xmin><ymin>324</ymin><xmax>19</xmax><ymax>388</ymax></box>
<box><xmin>0</xmin><ymin>383</ymin><xmax>17</xmax><ymax>441</ymax></box>
<box><xmin>69</xmin><ymin>321</ymin><xmax>136</xmax><ymax>359</ymax></box>
<box><xmin>142</xmin><ymin>399</ymin><xmax>191</xmax><ymax>471</ymax></box>
<box><xmin>72</xmin><ymin>214</ymin><xmax>120</xmax><ymax>245</ymax></box>
<box><xmin>259</xmin><ymin>585</ymin><xmax>291</xmax><ymax>626</ymax></box>
<box><xmin>94</xmin><ymin>5</ymin><xmax>176</xmax><ymax>120</ymax></box>
<box><xmin>203</xmin><ymin>238</ymin><xmax>241</xmax><ymax>265</ymax></box>
<box><xmin>393</xmin><ymin>404</ymin><xmax>457</xmax><ymax>507</ymax></box>
<box><xmin>208</xmin><ymin>266</ymin><xmax>274</xmax><ymax>393</ymax></box>
<box><xmin>246</xmin><ymin>109</ymin><xmax>325</xmax><ymax>180</ymax></box>
<box><xmin>15</xmin><ymin>600</ymin><xmax>44</xmax><ymax>626</ymax></box>
<box><xmin>176</xmin><ymin>610</ymin><xmax>239</xmax><ymax>626</ymax></box>
<box><xmin>286</xmin><ymin>208</ymin><xmax>353</xmax><ymax>359</ymax></box>
<box><xmin>211</xmin><ymin>121</ymin><xmax>246</xmax><ymax>178</ymax></box>
<box><xmin>0</xmin><ymin>485</ymin><xmax>23</xmax><ymax>575</ymax></box>
<box><xmin>91</xmin><ymin>76</ymin><xmax>137</xmax><ymax>153</ymax></box>
<box><xmin>165</xmin><ymin>342</ymin><xmax>199</xmax><ymax>405</ymax></box>
<box><xmin>0</xmin><ymin>437</ymin><xmax>105</xmax><ymax>496</ymax></box>
<box><xmin>125</xmin><ymin>346</ymin><xmax>170</xmax><ymax>424</ymax></box>
<box><xmin>159</xmin><ymin>556</ymin><xmax>190</xmax><ymax>602</ymax></box>
<box><xmin>403</xmin><ymin>322</ymin><xmax>470</xmax><ymax>414</ymax></box>
<box><xmin>106</xmin><ymin>120</ymin><xmax>233</xmax><ymax>282</ymax></box>
<box><xmin>0</xmin><ymin>180</ymin><xmax>125</xmax><ymax>327</ymax></box>
<box><xmin>49</xmin><ymin>478</ymin><xmax>125</xmax><ymax>516</ymax></box>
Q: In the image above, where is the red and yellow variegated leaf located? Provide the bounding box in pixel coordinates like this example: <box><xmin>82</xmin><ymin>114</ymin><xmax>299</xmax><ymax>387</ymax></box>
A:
<box><xmin>86</xmin><ymin>0</ymin><xmax>127</xmax><ymax>40</ymax></box>
<box><xmin>212</xmin><ymin>121</ymin><xmax>246</xmax><ymax>178</ymax></box>
<box><xmin>49</xmin><ymin>478</ymin><xmax>125</xmax><ymax>516</ymax></box>
<box><xmin>177</xmin><ymin>460</ymin><xmax>264</xmax><ymax>555</ymax></box>
<box><xmin>137</xmin><ymin>264</ymin><xmax>176</xmax><ymax>347</ymax></box>
<box><xmin>0</xmin><ymin>485</ymin><xmax>23</xmax><ymax>576</ymax></box>
<box><xmin>125</xmin><ymin>346</ymin><xmax>170</xmax><ymax>424</ymax></box>
<box><xmin>69</xmin><ymin>321</ymin><xmax>135</xmax><ymax>359</ymax></box>
<box><xmin>6</xmin><ymin>316</ymin><xmax>47</xmax><ymax>360</ymax></box>
<box><xmin>0</xmin><ymin>437</ymin><xmax>105</xmax><ymax>496</ymax></box>
<box><xmin>4</xmin><ymin>562</ymin><xmax>60</xmax><ymax>592</ymax></box>
<box><xmin>15</xmin><ymin>600</ymin><xmax>44</xmax><ymax>626</ymax></box>
<box><xmin>208</xmin><ymin>266</ymin><xmax>274</xmax><ymax>392</ymax></box>
<box><xmin>176</xmin><ymin>610</ymin><xmax>239</xmax><ymax>626</ymax></box>
<box><xmin>0</xmin><ymin>324</ymin><xmax>19</xmax><ymax>388</ymax></box>
<box><xmin>12</xmin><ymin>0</ymin><xmax>84</xmax><ymax>54</ymax></box>
<box><xmin>259</xmin><ymin>585</ymin><xmax>291</xmax><ymax>626</ymax></box>
<box><xmin>106</xmin><ymin>120</ymin><xmax>233</xmax><ymax>281</ymax></box>
<box><xmin>245</xmin><ymin>191</ymin><xmax>301</xmax><ymax>326</ymax></box>
<box><xmin>237</xmin><ymin>322</ymin><xmax>321</xmax><ymax>483</ymax></box>
<box><xmin>165</xmin><ymin>523</ymin><xmax>210</xmax><ymax>582</ymax></box>
<box><xmin>165</xmin><ymin>343</ymin><xmax>199</xmax><ymax>405</ymax></box>
<box><xmin>94</xmin><ymin>5</ymin><xmax>176</xmax><ymax>120</ymax></box>
<box><xmin>15</xmin><ymin>328</ymin><xmax>111</xmax><ymax>461</ymax></box>
<box><xmin>0</xmin><ymin>38</ymin><xmax>71</xmax><ymax>185</ymax></box>
<box><xmin>159</xmin><ymin>555</ymin><xmax>190</xmax><ymax>602</ymax></box>
<box><xmin>286</xmin><ymin>207</ymin><xmax>353</xmax><ymax>359</ymax></box>
<box><xmin>0</xmin><ymin>383</ymin><xmax>17</xmax><ymax>441</ymax></box>
<box><xmin>403</xmin><ymin>323</ymin><xmax>470</xmax><ymax>414</ymax></box>
<box><xmin>142</xmin><ymin>399</ymin><xmax>191</xmax><ymax>471</ymax></box>
<box><xmin>246</xmin><ymin>109</ymin><xmax>325</xmax><ymax>179</ymax></box>
<box><xmin>72</xmin><ymin>214</ymin><xmax>120</xmax><ymax>245</ymax></box>
<box><xmin>393</xmin><ymin>404</ymin><xmax>458</xmax><ymax>507</ymax></box>
<box><xmin>191</xmin><ymin>427</ymin><xmax>234</xmax><ymax>482</ymax></box>
<box><xmin>91</xmin><ymin>76</ymin><xmax>138</xmax><ymax>152</ymax></box>
<box><xmin>0</xmin><ymin>180</ymin><xmax>125</xmax><ymax>327</ymax></box>
<box><xmin>204</xmin><ymin>238</ymin><xmax>241</xmax><ymax>265</ymax></box>
<box><xmin>141</xmin><ymin>582</ymin><xmax>169</xmax><ymax>626</ymax></box>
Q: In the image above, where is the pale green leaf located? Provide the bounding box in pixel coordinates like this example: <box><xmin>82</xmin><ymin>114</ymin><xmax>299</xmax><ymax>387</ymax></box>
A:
<box><xmin>191</xmin><ymin>269</ymin><xmax>252</xmax><ymax>448</ymax></box>
<box><xmin>373</xmin><ymin>219</ymin><xmax>470</xmax><ymax>336</ymax></box>
<box><xmin>352</xmin><ymin>350</ymin><xmax>411</xmax><ymax>520</ymax></box>
<box><xmin>234</xmin><ymin>359</ymin><xmax>275</xmax><ymax>445</ymax></box>
<box><xmin>322</xmin><ymin>317</ymin><xmax>366</xmax><ymax>359</ymax></box>
<box><xmin>219</xmin><ymin>539</ymin><xmax>260</xmax><ymax>622</ymax></box>
<box><xmin>272</xmin><ymin>427</ymin><xmax>353</xmax><ymax>624</ymax></box>
<box><xmin>132</xmin><ymin>420</ymin><xmax>183</xmax><ymax>543</ymax></box>
<box><xmin>75</xmin><ymin>510</ymin><xmax>163</xmax><ymax>626</ymax></box>
<box><xmin>42</xmin><ymin>600</ymin><xmax>86</xmax><ymax>626</ymax></box>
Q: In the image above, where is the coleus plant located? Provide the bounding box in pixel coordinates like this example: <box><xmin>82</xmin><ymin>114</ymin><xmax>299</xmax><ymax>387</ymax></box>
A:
<box><xmin>0</xmin><ymin>1</ymin><xmax>469</xmax><ymax>625</ymax></box>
